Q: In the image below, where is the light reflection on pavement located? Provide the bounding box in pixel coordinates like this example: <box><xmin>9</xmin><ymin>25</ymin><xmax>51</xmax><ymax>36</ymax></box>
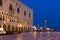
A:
<box><xmin>0</xmin><ymin>32</ymin><xmax>60</xmax><ymax>40</ymax></box>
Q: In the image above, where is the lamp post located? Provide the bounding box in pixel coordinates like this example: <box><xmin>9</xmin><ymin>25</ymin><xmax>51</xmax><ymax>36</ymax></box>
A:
<box><xmin>43</xmin><ymin>19</ymin><xmax>47</xmax><ymax>31</ymax></box>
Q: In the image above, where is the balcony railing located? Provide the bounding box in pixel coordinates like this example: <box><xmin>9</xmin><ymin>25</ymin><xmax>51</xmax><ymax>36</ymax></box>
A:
<box><xmin>9</xmin><ymin>10</ymin><xmax>14</xmax><ymax>14</ymax></box>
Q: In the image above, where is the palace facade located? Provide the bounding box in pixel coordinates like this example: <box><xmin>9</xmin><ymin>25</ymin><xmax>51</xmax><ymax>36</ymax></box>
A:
<box><xmin>0</xmin><ymin>0</ymin><xmax>33</xmax><ymax>33</ymax></box>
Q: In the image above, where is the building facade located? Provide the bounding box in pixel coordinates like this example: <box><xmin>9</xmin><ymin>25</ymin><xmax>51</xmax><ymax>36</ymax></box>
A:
<box><xmin>0</xmin><ymin>0</ymin><xmax>33</xmax><ymax>33</ymax></box>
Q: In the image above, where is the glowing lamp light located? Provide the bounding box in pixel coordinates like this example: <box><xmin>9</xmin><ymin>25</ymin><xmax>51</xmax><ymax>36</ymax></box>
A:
<box><xmin>47</xmin><ymin>28</ymin><xmax>50</xmax><ymax>30</ymax></box>
<box><xmin>0</xmin><ymin>28</ymin><xmax>4</xmax><ymax>31</ymax></box>
<box><xmin>33</xmin><ymin>26</ymin><xmax>37</xmax><ymax>30</ymax></box>
<box><xmin>17</xmin><ymin>24</ymin><xmax>23</xmax><ymax>27</ymax></box>
<box><xmin>40</xmin><ymin>27</ymin><xmax>43</xmax><ymax>29</ymax></box>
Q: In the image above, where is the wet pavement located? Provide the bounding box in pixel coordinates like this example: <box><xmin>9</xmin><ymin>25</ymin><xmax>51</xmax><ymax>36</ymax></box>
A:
<box><xmin>0</xmin><ymin>32</ymin><xmax>60</xmax><ymax>40</ymax></box>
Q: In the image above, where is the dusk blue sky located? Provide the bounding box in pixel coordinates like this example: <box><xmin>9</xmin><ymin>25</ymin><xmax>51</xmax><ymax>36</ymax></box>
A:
<box><xmin>20</xmin><ymin>0</ymin><xmax>60</xmax><ymax>30</ymax></box>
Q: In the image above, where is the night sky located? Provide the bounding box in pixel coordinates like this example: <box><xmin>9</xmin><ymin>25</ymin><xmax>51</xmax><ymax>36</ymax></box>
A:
<box><xmin>20</xmin><ymin>0</ymin><xmax>60</xmax><ymax>30</ymax></box>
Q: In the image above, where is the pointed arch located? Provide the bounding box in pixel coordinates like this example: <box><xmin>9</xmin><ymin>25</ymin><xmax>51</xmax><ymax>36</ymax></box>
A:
<box><xmin>9</xmin><ymin>4</ymin><xmax>13</xmax><ymax>10</ymax></box>
<box><xmin>0</xmin><ymin>0</ymin><xmax>2</xmax><ymax>6</ymax></box>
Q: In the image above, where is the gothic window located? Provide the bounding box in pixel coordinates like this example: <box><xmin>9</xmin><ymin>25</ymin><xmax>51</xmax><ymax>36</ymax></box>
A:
<box><xmin>9</xmin><ymin>4</ymin><xmax>13</xmax><ymax>10</ymax></box>
<box><xmin>17</xmin><ymin>8</ymin><xmax>20</xmax><ymax>13</ymax></box>
<box><xmin>0</xmin><ymin>17</ymin><xmax>2</xmax><ymax>20</ymax></box>
<box><xmin>29</xmin><ymin>13</ymin><xmax>31</xmax><ymax>18</ymax></box>
<box><xmin>0</xmin><ymin>0</ymin><xmax>2</xmax><ymax>6</ymax></box>
<box><xmin>24</xmin><ymin>11</ymin><xmax>26</xmax><ymax>16</ymax></box>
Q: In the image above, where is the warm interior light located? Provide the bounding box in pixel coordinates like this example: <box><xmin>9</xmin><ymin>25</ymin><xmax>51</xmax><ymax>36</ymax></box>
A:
<box><xmin>17</xmin><ymin>24</ymin><xmax>23</xmax><ymax>27</ymax></box>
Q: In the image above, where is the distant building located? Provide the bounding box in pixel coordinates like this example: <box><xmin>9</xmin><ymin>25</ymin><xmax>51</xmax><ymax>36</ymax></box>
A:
<box><xmin>0</xmin><ymin>0</ymin><xmax>33</xmax><ymax>32</ymax></box>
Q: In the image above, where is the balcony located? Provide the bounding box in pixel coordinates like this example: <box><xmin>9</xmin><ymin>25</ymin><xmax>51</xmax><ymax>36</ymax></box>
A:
<box><xmin>9</xmin><ymin>10</ymin><xmax>14</xmax><ymax>14</ymax></box>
